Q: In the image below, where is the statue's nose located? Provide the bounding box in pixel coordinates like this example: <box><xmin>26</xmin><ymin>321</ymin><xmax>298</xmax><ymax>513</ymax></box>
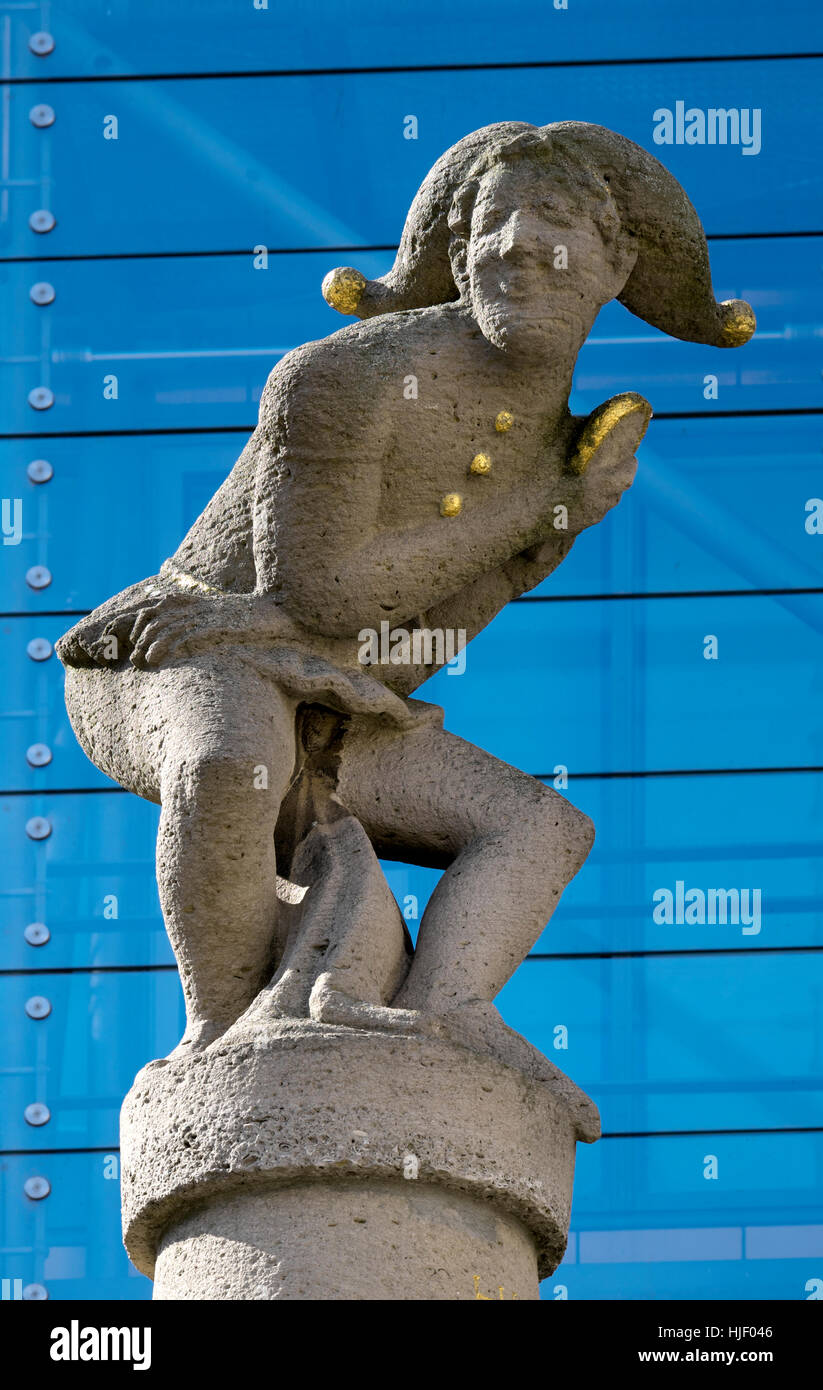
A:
<box><xmin>498</xmin><ymin>211</ymin><xmax>526</xmax><ymax>259</ymax></box>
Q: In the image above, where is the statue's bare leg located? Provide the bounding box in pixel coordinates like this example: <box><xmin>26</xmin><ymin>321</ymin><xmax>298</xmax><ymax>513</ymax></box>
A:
<box><xmin>334</xmin><ymin>715</ymin><xmax>594</xmax><ymax>1017</ymax></box>
<box><xmin>64</xmin><ymin>657</ymin><xmax>298</xmax><ymax>1056</ymax></box>
<box><xmin>155</xmin><ymin>665</ymin><xmax>298</xmax><ymax>1055</ymax></box>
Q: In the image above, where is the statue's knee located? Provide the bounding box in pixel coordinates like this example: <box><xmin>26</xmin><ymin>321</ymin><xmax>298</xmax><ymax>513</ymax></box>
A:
<box><xmin>521</xmin><ymin>788</ymin><xmax>595</xmax><ymax>869</ymax></box>
<box><xmin>165</xmin><ymin>747</ymin><xmax>268</xmax><ymax>808</ymax></box>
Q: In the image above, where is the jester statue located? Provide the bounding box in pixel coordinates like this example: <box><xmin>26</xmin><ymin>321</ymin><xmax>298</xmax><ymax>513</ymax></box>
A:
<box><xmin>58</xmin><ymin>121</ymin><xmax>754</xmax><ymax>1104</ymax></box>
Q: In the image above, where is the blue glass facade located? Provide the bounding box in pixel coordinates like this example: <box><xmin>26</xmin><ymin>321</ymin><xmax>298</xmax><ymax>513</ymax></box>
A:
<box><xmin>1</xmin><ymin>1</ymin><xmax>822</xmax><ymax>1301</ymax></box>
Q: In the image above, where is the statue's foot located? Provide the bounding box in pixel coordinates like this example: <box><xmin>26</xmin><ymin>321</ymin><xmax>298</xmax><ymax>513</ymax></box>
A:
<box><xmin>309</xmin><ymin>982</ymin><xmax>548</xmax><ymax>1059</ymax></box>
<box><xmin>309</xmin><ymin>982</ymin><xmax>567</xmax><ymax>1080</ymax></box>
<box><xmin>308</xmin><ymin>980</ymin><xmax>430</xmax><ymax>1035</ymax></box>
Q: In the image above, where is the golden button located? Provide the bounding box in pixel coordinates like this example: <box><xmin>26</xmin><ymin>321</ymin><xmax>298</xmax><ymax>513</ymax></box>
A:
<box><xmin>440</xmin><ymin>492</ymin><xmax>462</xmax><ymax>517</ymax></box>
<box><xmin>494</xmin><ymin>410</ymin><xmax>514</xmax><ymax>432</ymax></box>
<box><xmin>469</xmin><ymin>453</ymin><xmax>492</xmax><ymax>476</ymax></box>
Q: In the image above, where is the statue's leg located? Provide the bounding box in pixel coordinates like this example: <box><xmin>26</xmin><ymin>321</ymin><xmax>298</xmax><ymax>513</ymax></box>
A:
<box><xmin>155</xmin><ymin>660</ymin><xmax>298</xmax><ymax>1055</ymax></box>
<box><xmin>64</xmin><ymin>656</ymin><xmax>298</xmax><ymax>1055</ymax></box>
<box><xmin>336</xmin><ymin>718</ymin><xmax>594</xmax><ymax>1015</ymax></box>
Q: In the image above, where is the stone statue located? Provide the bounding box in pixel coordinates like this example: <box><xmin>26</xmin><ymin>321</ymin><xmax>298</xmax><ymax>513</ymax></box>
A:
<box><xmin>57</xmin><ymin>123</ymin><xmax>755</xmax><ymax>1300</ymax></box>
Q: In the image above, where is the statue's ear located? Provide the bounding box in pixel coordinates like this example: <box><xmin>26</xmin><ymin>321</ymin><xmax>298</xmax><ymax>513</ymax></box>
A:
<box><xmin>447</xmin><ymin>179</ymin><xmax>479</xmax><ymax>239</ymax></box>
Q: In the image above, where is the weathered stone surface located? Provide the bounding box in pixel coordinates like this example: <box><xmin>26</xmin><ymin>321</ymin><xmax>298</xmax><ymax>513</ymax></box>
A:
<box><xmin>58</xmin><ymin>120</ymin><xmax>755</xmax><ymax>1299</ymax></box>
<box><xmin>123</xmin><ymin>1018</ymin><xmax>594</xmax><ymax>1298</ymax></box>
<box><xmin>153</xmin><ymin>1184</ymin><xmax>539</xmax><ymax>1301</ymax></box>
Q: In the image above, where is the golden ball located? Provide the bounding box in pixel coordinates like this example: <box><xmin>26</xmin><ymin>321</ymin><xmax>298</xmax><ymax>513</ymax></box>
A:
<box><xmin>718</xmin><ymin>299</ymin><xmax>756</xmax><ymax>347</ymax></box>
<box><xmin>494</xmin><ymin>410</ymin><xmax>514</xmax><ymax>432</ymax></box>
<box><xmin>469</xmin><ymin>453</ymin><xmax>492</xmax><ymax>475</ymax></box>
<box><xmin>321</xmin><ymin>266</ymin><xmax>367</xmax><ymax>316</ymax></box>
<box><xmin>440</xmin><ymin>492</ymin><xmax>463</xmax><ymax>517</ymax></box>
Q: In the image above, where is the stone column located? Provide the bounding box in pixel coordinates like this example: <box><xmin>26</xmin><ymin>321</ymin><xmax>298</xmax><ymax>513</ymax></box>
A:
<box><xmin>121</xmin><ymin>1016</ymin><xmax>598</xmax><ymax>1301</ymax></box>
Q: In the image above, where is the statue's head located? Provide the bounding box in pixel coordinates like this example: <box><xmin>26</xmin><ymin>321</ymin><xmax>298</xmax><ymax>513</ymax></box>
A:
<box><xmin>322</xmin><ymin>120</ymin><xmax>755</xmax><ymax>357</ymax></box>
<box><xmin>445</xmin><ymin>132</ymin><xmax>637</xmax><ymax>361</ymax></box>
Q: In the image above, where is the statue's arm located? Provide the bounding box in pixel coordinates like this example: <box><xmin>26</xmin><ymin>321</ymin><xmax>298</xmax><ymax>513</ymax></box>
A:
<box><xmin>381</xmin><ymin>535</ymin><xmax>575</xmax><ymax>696</ymax></box>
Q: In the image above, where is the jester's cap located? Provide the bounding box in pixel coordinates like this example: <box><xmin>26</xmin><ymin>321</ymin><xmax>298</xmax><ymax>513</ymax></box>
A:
<box><xmin>322</xmin><ymin>120</ymin><xmax>755</xmax><ymax>350</ymax></box>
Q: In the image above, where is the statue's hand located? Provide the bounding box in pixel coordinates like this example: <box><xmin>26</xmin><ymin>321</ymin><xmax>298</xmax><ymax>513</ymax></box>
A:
<box><xmin>56</xmin><ymin>580</ymin><xmax>169</xmax><ymax>668</ymax></box>
<box><xmin>121</xmin><ymin>592</ymin><xmax>225</xmax><ymax>668</ymax></box>
<box><xmin>563</xmin><ymin>392</ymin><xmax>651</xmax><ymax>534</ymax></box>
<box><xmin>58</xmin><ymin>584</ymin><xmax>300</xmax><ymax>670</ymax></box>
<box><xmin>126</xmin><ymin>590</ymin><xmax>300</xmax><ymax>667</ymax></box>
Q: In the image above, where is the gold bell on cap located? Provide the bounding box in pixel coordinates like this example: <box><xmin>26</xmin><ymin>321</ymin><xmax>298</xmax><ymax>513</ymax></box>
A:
<box><xmin>321</xmin><ymin>266</ymin><xmax>367</xmax><ymax>317</ymax></box>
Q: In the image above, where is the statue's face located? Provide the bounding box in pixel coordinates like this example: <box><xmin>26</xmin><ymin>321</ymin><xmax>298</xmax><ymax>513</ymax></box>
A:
<box><xmin>466</xmin><ymin>163</ymin><xmax>630</xmax><ymax>363</ymax></box>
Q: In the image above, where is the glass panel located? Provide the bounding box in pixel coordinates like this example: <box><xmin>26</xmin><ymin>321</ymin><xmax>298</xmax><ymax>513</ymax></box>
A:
<box><xmin>383</xmin><ymin>769</ymin><xmax>823</xmax><ymax>954</ymax></box>
<box><xmin>9</xmin><ymin>1</ymin><xmax>818</xmax><ymax>79</ymax></box>
<box><xmin>2</xmin><ymin>237</ymin><xmax>821</xmax><ymax>432</ymax></box>
<box><xmin>0</xmin><ymin>791</ymin><xmax>166</xmax><ymax>969</ymax></box>
<box><xmin>4</xmin><ymin>60</ymin><xmax>821</xmax><ymax>256</ymax></box>
<box><xmin>1</xmin><ymin>969</ymin><xmax>184</xmax><ymax>1149</ymax></box>
<box><xmin>548</xmin><ymin>1132</ymin><xmax>823</xmax><ymax>1299</ymax></box>
<box><xmin>2</xmin><ymin>947</ymin><xmax>819</xmax><ymax>1147</ymax></box>
<box><xmin>0</xmin><ymin>619</ymin><xmax>116</xmax><ymax>789</ymax></box>
<box><xmin>421</xmin><ymin>594</ymin><xmax>823</xmax><ymax>771</ymax></box>
<box><xmin>498</xmin><ymin>952</ymin><xmax>823</xmax><ymax>1130</ymax></box>
<box><xmin>3</xmin><ymin>414</ymin><xmax>822</xmax><ymax>613</ymax></box>
<box><xmin>2</xmin><ymin>1121</ymin><xmax>819</xmax><ymax>1300</ymax></box>
<box><xmin>0</xmin><ymin>1152</ymin><xmax>150</xmax><ymax>1301</ymax></box>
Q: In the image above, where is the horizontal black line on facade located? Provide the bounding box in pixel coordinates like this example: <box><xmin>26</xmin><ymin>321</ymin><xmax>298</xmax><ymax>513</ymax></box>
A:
<box><xmin>529</xmin><ymin>944</ymin><xmax>823</xmax><ymax>961</ymax></box>
<box><xmin>600</xmin><ymin>1125</ymin><xmax>823</xmax><ymax>1140</ymax></box>
<box><xmin>513</xmin><ymin>587</ymin><xmax>823</xmax><ymax>602</ymax></box>
<box><xmin>4</xmin><ymin>1125</ymin><xmax>821</xmax><ymax>1156</ymax></box>
<box><xmin>5</xmin><ymin>406</ymin><xmax>822</xmax><ymax>445</ymax></box>
<box><xmin>1</xmin><ymin>1146</ymin><xmax>118</xmax><ymax>1156</ymax></box>
<box><xmin>2</xmin><ymin>610</ymin><xmax>88</xmax><ymax>618</ymax></box>
<box><xmin>3</xmin><ymin>943</ymin><xmax>820</xmax><ymax>977</ymax></box>
<box><xmin>0</xmin><ymin>245</ymin><xmax>400</xmax><ymax>265</ymax></box>
<box><xmin>2</xmin><ymin>766</ymin><xmax>821</xmax><ymax>798</ymax></box>
<box><xmin>4</xmin><ymin>585</ymin><xmax>822</xmax><ymax>623</ymax></box>
<box><xmin>535</xmin><ymin>766</ymin><xmax>823</xmax><ymax>780</ymax></box>
<box><xmin>1</xmin><ymin>231</ymin><xmax>820</xmax><ymax>266</ymax></box>
<box><xmin>4</xmin><ymin>50</ymin><xmax>822</xmax><ymax>85</ymax></box>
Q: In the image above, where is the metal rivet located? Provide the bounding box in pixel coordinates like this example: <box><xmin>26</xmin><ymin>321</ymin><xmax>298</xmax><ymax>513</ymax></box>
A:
<box><xmin>29</xmin><ymin>32</ymin><xmax>55</xmax><ymax>57</ymax></box>
<box><xmin>27</xmin><ymin>386</ymin><xmax>54</xmax><ymax>411</ymax></box>
<box><xmin>27</xmin><ymin>458</ymin><xmax>53</xmax><ymax>484</ymax></box>
<box><xmin>24</xmin><ymin>922</ymin><xmax>50</xmax><ymax>947</ymax></box>
<box><xmin>29</xmin><ymin>104</ymin><xmax>55</xmax><ymax>129</ymax></box>
<box><xmin>26</xmin><ymin>637</ymin><xmax>53</xmax><ymax>661</ymax></box>
<box><xmin>24</xmin><ymin>1102</ymin><xmax>50</xmax><ymax>1127</ymax></box>
<box><xmin>29</xmin><ymin>209</ymin><xmax>56</xmax><ymax>233</ymax></box>
<box><xmin>26</xmin><ymin>565</ymin><xmax>52</xmax><ymax>590</ymax></box>
<box><xmin>23</xmin><ymin>1284</ymin><xmax>49</xmax><ymax>1300</ymax></box>
<box><xmin>25</xmin><ymin>996</ymin><xmax>52</xmax><ymax>1020</ymax></box>
<box><xmin>24</xmin><ymin>1175</ymin><xmax>52</xmax><ymax>1200</ymax></box>
<box><xmin>25</xmin><ymin>816</ymin><xmax>52</xmax><ymax>841</ymax></box>
<box><xmin>29</xmin><ymin>282</ymin><xmax>55</xmax><ymax>306</ymax></box>
<box><xmin>26</xmin><ymin>743</ymin><xmax>52</xmax><ymax>768</ymax></box>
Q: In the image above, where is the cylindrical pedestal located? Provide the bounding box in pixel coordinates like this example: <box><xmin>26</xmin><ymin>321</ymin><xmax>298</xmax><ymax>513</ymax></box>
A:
<box><xmin>121</xmin><ymin>1019</ymin><xmax>598</xmax><ymax>1301</ymax></box>
<box><xmin>154</xmin><ymin>1179</ymin><xmax>538</xmax><ymax>1300</ymax></box>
